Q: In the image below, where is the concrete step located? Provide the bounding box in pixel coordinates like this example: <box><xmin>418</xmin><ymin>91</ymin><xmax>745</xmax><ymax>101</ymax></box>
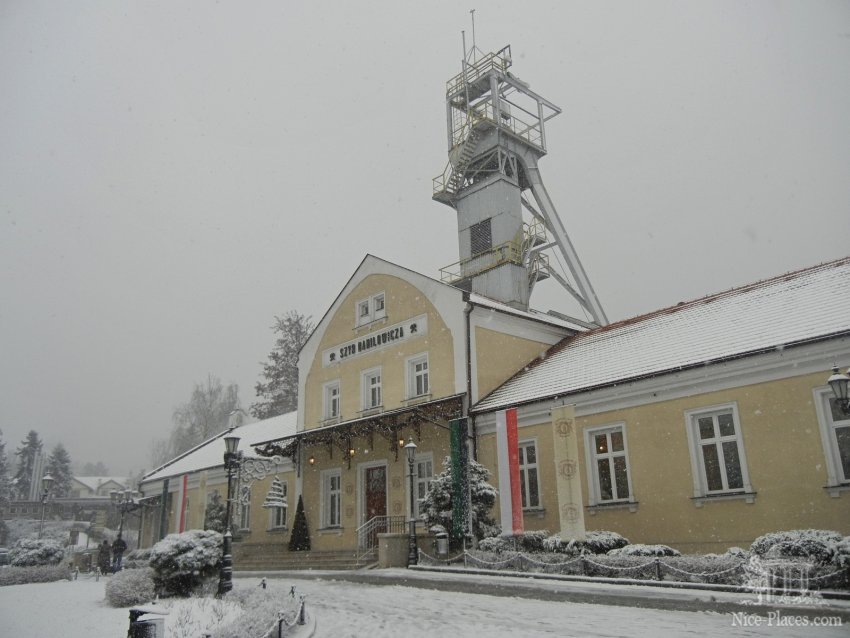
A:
<box><xmin>232</xmin><ymin>545</ymin><xmax>377</xmax><ymax>571</ymax></box>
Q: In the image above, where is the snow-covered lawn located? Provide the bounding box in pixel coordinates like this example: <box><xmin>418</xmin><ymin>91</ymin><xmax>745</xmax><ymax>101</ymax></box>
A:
<box><xmin>0</xmin><ymin>571</ymin><xmax>846</xmax><ymax>637</ymax></box>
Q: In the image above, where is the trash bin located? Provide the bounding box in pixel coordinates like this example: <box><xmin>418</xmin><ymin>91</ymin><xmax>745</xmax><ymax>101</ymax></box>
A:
<box><xmin>435</xmin><ymin>532</ymin><xmax>449</xmax><ymax>558</ymax></box>
<box><xmin>128</xmin><ymin>604</ymin><xmax>169</xmax><ymax>638</ymax></box>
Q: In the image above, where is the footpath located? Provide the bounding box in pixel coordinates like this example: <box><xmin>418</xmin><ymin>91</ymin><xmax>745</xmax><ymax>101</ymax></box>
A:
<box><xmin>235</xmin><ymin>565</ymin><xmax>850</xmax><ymax>623</ymax></box>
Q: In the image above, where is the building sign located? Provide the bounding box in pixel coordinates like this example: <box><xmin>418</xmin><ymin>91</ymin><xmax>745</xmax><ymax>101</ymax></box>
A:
<box><xmin>322</xmin><ymin>314</ymin><xmax>428</xmax><ymax>367</ymax></box>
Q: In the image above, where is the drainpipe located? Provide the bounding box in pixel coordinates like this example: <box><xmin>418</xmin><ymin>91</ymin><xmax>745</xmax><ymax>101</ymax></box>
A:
<box><xmin>463</xmin><ymin>294</ymin><xmax>478</xmax><ymax>461</ymax></box>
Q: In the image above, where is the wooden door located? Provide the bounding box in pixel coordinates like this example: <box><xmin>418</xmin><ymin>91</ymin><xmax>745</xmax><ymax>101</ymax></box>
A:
<box><xmin>365</xmin><ymin>466</ymin><xmax>387</xmax><ymax>543</ymax></box>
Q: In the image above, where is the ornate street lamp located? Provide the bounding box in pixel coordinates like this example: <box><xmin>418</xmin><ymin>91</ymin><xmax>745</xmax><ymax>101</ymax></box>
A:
<box><xmin>37</xmin><ymin>473</ymin><xmax>54</xmax><ymax>539</ymax></box>
<box><xmin>828</xmin><ymin>365</ymin><xmax>850</xmax><ymax>416</ymax></box>
<box><xmin>404</xmin><ymin>437</ymin><xmax>418</xmax><ymax>567</ymax></box>
<box><xmin>218</xmin><ymin>428</ymin><xmax>241</xmax><ymax>596</ymax></box>
<box><xmin>109</xmin><ymin>489</ymin><xmax>141</xmax><ymax>571</ymax></box>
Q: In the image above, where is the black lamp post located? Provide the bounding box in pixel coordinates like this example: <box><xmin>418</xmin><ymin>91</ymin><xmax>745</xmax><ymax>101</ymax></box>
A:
<box><xmin>404</xmin><ymin>437</ymin><xmax>418</xmax><ymax>567</ymax></box>
<box><xmin>828</xmin><ymin>365</ymin><xmax>850</xmax><ymax>416</ymax></box>
<box><xmin>109</xmin><ymin>489</ymin><xmax>141</xmax><ymax>571</ymax></box>
<box><xmin>218</xmin><ymin>428</ymin><xmax>241</xmax><ymax>596</ymax></box>
<box><xmin>37</xmin><ymin>473</ymin><xmax>54</xmax><ymax>539</ymax></box>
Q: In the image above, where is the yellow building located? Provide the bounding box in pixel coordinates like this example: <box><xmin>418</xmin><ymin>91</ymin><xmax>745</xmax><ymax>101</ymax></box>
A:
<box><xmin>473</xmin><ymin>256</ymin><xmax>850</xmax><ymax>553</ymax></box>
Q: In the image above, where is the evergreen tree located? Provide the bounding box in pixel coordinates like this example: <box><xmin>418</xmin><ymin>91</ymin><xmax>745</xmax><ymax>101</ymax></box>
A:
<box><xmin>0</xmin><ymin>429</ymin><xmax>12</xmax><ymax>508</ymax></box>
<box><xmin>45</xmin><ymin>443</ymin><xmax>73</xmax><ymax>497</ymax></box>
<box><xmin>251</xmin><ymin>311</ymin><xmax>313</xmax><ymax>419</ymax></box>
<box><xmin>203</xmin><ymin>491</ymin><xmax>227</xmax><ymax>533</ymax></box>
<box><xmin>421</xmin><ymin>456</ymin><xmax>499</xmax><ymax>541</ymax></box>
<box><xmin>14</xmin><ymin>430</ymin><xmax>43</xmax><ymax>499</ymax></box>
<box><xmin>288</xmin><ymin>495</ymin><xmax>311</xmax><ymax>551</ymax></box>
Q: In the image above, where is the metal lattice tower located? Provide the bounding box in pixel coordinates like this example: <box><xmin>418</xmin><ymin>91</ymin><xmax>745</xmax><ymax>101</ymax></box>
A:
<box><xmin>433</xmin><ymin>45</ymin><xmax>608</xmax><ymax>326</ymax></box>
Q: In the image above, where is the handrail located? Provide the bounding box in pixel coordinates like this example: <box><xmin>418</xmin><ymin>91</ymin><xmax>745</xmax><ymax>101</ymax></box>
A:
<box><xmin>440</xmin><ymin>240</ymin><xmax>524</xmax><ymax>284</ymax></box>
<box><xmin>356</xmin><ymin>515</ymin><xmax>407</xmax><ymax>550</ymax></box>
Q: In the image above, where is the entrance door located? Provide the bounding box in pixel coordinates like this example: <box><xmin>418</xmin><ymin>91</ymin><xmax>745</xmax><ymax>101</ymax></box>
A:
<box><xmin>365</xmin><ymin>465</ymin><xmax>387</xmax><ymax>544</ymax></box>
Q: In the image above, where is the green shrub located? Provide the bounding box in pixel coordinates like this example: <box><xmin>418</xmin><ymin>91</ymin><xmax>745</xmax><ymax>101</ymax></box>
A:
<box><xmin>149</xmin><ymin>529</ymin><xmax>222</xmax><ymax>597</ymax></box>
<box><xmin>750</xmin><ymin>529</ymin><xmax>842</xmax><ymax>565</ymax></box>
<box><xmin>608</xmin><ymin>543</ymin><xmax>680</xmax><ymax>557</ymax></box>
<box><xmin>105</xmin><ymin>567</ymin><xmax>157</xmax><ymax>607</ymax></box>
<box><xmin>9</xmin><ymin>538</ymin><xmax>65</xmax><ymax>566</ymax></box>
<box><xmin>0</xmin><ymin>564</ymin><xmax>71</xmax><ymax>586</ymax></box>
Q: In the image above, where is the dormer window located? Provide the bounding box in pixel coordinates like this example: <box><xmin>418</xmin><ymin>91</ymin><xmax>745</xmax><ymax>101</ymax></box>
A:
<box><xmin>355</xmin><ymin>292</ymin><xmax>387</xmax><ymax>327</ymax></box>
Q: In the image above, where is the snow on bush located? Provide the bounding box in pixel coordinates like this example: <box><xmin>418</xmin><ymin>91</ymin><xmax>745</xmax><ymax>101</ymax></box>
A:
<box><xmin>149</xmin><ymin>529</ymin><xmax>223</xmax><ymax>596</ymax></box>
<box><xmin>608</xmin><ymin>544</ymin><xmax>680</xmax><ymax>557</ymax></box>
<box><xmin>212</xmin><ymin>586</ymin><xmax>302</xmax><ymax>638</ymax></box>
<box><xmin>9</xmin><ymin>537</ymin><xmax>65</xmax><ymax>566</ymax></box>
<box><xmin>0</xmin><ymin>564</ymin><xmax>71</xmax><ymax>586</ymax></box>
<box><xmin>542</xmin><ymin>530</ymin><xmax>629</xmax><ymax>555</ymax></box>
<box><xmin>105</xmin><ymin>567</ymin><xmax>157</xmax><ymax>607</ymax></box>
<box><xmin>750</xmin><ymin>529</ymin><xmax>843</xmax><ymax>564</ymax></box>
<box><xmin>830</xmin><ymin>536</ymin><xmax>850</xmax><ymax>569</ymax></box>
<box><xmin>725</xmin><ymin>546</ymin><xmax>748</xmax><ymax>559</ymax></box>
<box><xmin>421</xmin><ymin>457</ymin><xmax>499</xmax><ymax>541</ymax></box>
<box><xmin>123</xmin><ymin>547</ymin><xmax>152</xmax><ymax>570</ymax></box>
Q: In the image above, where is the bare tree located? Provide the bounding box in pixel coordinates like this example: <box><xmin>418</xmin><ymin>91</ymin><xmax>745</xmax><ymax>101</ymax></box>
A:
<box><xmin>251</xmin><ymin>311</ymin><xmax>312</xmax><ymax>419</ymax></box>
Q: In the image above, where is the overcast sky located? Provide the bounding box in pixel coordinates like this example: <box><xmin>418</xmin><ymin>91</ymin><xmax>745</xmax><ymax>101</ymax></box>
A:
<box><xmin>1</xmin><ymin>1</ymin><xmax>848</xmax><ymax>476</ymax></box>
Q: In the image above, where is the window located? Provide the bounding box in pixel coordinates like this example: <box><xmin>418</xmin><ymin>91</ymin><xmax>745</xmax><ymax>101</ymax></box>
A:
<box><xmin>238</xmin><ymin>487</ymin><xmax>251</xmax><ymax>530</ymax></box>
<box><xmin>407</xmin><ymin>354</ymin><xmax>429</xmax><ymax>398</ymax></box>
<box><xmin>267</xmin><ymin>480</ymin><xmax>288</xmax><ymax>529</ymax></box>
<box><xmin>814</xmin><ymin>389</ymin><xmax>850</xmax><ymax>490</ymax></box>
<box><xmin>470</xmin><ymin>218</ymin><xmax>492</xmax><ymax>256</ymax></box>
<box><xmin>586</xmin><ymin>425</ymin><xmax>632</xmax><ymax>503</ymax></box>
<box><xmin>414</xmin><ymin>454</ymin><xmax>433</xmax><ymax>518</ymax></box>
<box><xmin>685</xmin><ymin>404</ymin><xmax>752</xmax><ymax>498</ymax></box>
<box><xmin>322</xmin><ymin>469</ymin><xmax>342</xmax><ymax>528</ymax></box>
<box><xmin>324</xmin><ymin>381</ymin><xmax>340</xmax><ymax>420</ymax></box>
<box><xmin>355</xmin><ymin>292</ymin><xmax>387</xmax><ymax>326</ymax></box>
<box><xmin>362</xmin><ymin>368</ymin><xmax>382</xmax><ymax>410</ymax></box>
<box><xmin>518</xmin><ymin>441</ymin><xmax>540</xmax><ymax>509</ymax></box>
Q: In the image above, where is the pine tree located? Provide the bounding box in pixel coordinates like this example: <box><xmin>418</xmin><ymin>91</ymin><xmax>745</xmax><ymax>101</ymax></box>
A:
<box><xmin>251</xmin><ymin>311</ymin><xmax>313</xmax><ymax>419</ymax></box>
<box><xmin>45</xmin><ymin>443</ymin><xmax>73</xmax><ymax>497</ymax></box>
<box><xmin>421</xmin><ymin>456</ymin><xmax>499</xmax><ymax>541</ymax></box>
<box><xmin>0</xmin><ymin>429</ymin><xmax>12</xmax><ymax>508</ymax></box>
<box><xmin>14</xmin><ymin>430</ymin><xmax>43</xmax><ymax>499</ymax></box>
<box><xmin>203</xmin><ymin>491</ymin><xmax>227</xmax><ymax>533</ymax></box>
<box><xmin>288</xmin><ymin>495</ymin><xmax>311</xmax><ymax>551</ymax></box>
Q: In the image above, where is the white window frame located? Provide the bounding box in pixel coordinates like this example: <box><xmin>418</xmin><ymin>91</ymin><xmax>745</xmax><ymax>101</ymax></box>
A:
<box><xmin>684</xmin><ymin>403</ymin><xmax>754</xmax><ymax>501</ymax></box>
<box><xmin>518</xmin><ymin>439</ymin><xmax>541</xmax><ymax>510</ymax></box>
<box><xmin>361</xmin><ymin>367</ymin><xmax>382</xmax><ymax>410</ymax></box>
<box><xmin>237</xmin><ymin>487</ymin><xmax>251</xmax><ymax>531</ymax></box>
<box><xmin>413</xmin><ymin>452</ymin><xmax>433</xmax><ymax>519</ymax></box>
<box><xmin>355</xmin><ymin>292</ymin><xmax>387</xmax><ymax>327</ymax></box>
<box><xmin>321</xmin><ymin>468</ymin><xmax>342</xmax><ymax>528</ymax></box>
<box><xmin>267</xmin><ymin>480</ymin><xmax>288</xmax><ymax>530</ymax></box>
<box><xmin>323</xmin><ymin>380</ymin><xmax>341</xmax><ymax>421</ymax></box>
<box><xmin>406</xmin><ymin>353</ymin><xmax>430</xmax><ymax>399</ymax></box>
<box><xmin>584</xmin><ymin>423</ymin><xmax>634</xmax><ymax>506</ymax></box>
<box><xmin>813</xmin><ymin>386</ymin><xmax>850</xmax><ymax>494</ymax></box>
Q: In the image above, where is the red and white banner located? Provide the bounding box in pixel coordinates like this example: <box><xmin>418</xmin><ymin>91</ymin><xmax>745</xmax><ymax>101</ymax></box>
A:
<box><xmin>495</xmin><ymin>408</ymin><xmax>524</xmax><ymax>536</ymax></box>
<box><xmin>177</xmin><ymin>474</ymin><xmax>189</xmax><ymax>533</ymax></box>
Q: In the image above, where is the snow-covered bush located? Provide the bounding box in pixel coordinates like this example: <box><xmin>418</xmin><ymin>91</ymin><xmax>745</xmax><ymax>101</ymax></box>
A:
<box><xmin>9</xmin><ymin>537</ymin><xmax>65</xmax><ymax>566</ymax></box>
<box><xmin>726</xmin><ymin>546</ymin><xmax>748</xmax><ymax>559</ymax></box>
<box><xmin>421</xmin><ymin>457</ymin><xmax>498</xmax><ymax>541</ymax></box>
<box><xmin>608</xmin><ymin>544</ymin><xmax>680</xmax><ymax>557</ymax></box>
<box><xmin>123</xmin><ymin>547</ymin><xmax>152</xmax><ymax>569</ymax></box>
<box><xmin>829</xmin><ymin>536</ymin><xmax>850</xmax><ymax>569</ymax></box>
<box><xmin>542</xmin><ymin>530</ymin><xmax>629</xmax><ymax>555</ymax></box>
<box><xmin>149</xmin><ymin>529</ymin><xmax>223</xmax><ymax>596</ymax></box>
<box><xmin>105</xmin><ymin>567</ymin><xmax>156</xmax><ymax>607</ymax></box>
<box><xmin>750</xmin><ymin>529</ymin><xmax>842</xmax><ymax>564</ymax></box>
<box><xmin>478</xmin><ymin>536</ymin><xmax>513</xmax><ymax>554</ymax></box>
<box><xmin>0</xmin><ymin>564</ymin><xmax>70</xmax><ymax>586</ymax></box>
<box><xmin>213</xmin><ymin>586</ymin><xmax>301</xmax><ymax>638</ymax></box>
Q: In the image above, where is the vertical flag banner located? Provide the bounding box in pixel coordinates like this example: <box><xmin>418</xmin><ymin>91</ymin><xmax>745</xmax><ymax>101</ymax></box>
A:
<box><xmin>178</xmin><ymin>474</ymin><xmax>189</xmax><ymax>533</ymax></box>
<box><xmin>449</xmin><ymin>417</ymin><xmax>468</xmax><ymax>539</ymax></box>
<box><xmin>495</xmin><ymin>408</ymin><xmax>524</xmax><ymax>536</ymax></box>
<box><xmin>158</xmin><ymin>479</ymin><xmax>170</xmax><ymax>541</ymax></box>
<box><xmin>551</xmin><ymin>404</ymin><xmax>586</xmax><ymax>540</ymax></box>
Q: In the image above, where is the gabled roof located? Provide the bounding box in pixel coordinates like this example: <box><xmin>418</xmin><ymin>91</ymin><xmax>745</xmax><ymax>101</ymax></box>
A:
<box><xmin>141</xmin><ymin>412</ymin><xmax>298</xmax><ymax>483</ymax></box>
<box><xmin>71</xmin><ymin>477</ymin><xmax>129</xmax><ymax>491</ymax></box>
<box><xmin>474</xmin><ymin>256</ymin><xmax>850</xmax><ymax>412</ymax></box>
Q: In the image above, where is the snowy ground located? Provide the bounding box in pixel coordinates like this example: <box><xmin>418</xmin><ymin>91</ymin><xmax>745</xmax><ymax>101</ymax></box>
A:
<box><xmin>0</xmin><ymin>571</ymin><xmax>847</xmax><ymax>637</ymax></box>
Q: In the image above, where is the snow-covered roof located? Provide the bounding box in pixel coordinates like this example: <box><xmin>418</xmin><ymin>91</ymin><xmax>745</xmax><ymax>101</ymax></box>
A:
<box><xmin>71</xmin><ymin>477</ymin><xmax>130</xmax><ymax>491</ymax></box>
<box><xmin>141</xmin><ymin>411</ymin><xmax>297</xmax><ymax>483</ymax></box>
<box><xmin>474</xmin><ymin>256</ymin><xmax>850</xmax><ymax>412</ymax></box>
<box><xmin>468</xmin><ymin>293</ymin><xmax>589</xmax><ymax>331</ymax></box>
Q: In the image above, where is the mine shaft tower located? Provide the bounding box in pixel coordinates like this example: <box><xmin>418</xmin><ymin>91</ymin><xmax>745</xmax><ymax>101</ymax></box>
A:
<box><xmin>433</xmin><ymin>44</ymin><xmax>608</xmax><ymax>326</ymax></box>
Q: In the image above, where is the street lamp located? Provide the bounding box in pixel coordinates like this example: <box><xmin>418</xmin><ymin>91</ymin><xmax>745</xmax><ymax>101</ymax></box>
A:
<box><xmin>37</xmin><ymin>473</ymin><xmax>54</xmax><ymax>539</ymax></box>
<box><xmin>404</xmin><ymin>437</ymin><xmax>418</xmax><ymax>567</ymax></box>
<box><xmin>109</xmin><ymin>489</ymin><xmax>141</xmax><ymax>571</ymax></box>
<box><xmin>218</xmin><ymin>428</ymin><xmax>241</xmax><ymax>596</ymax></box>
<box><xmin>828</xmin><ymin>365</ymin><xmax>850</xmax><ymax>416</ymax></box>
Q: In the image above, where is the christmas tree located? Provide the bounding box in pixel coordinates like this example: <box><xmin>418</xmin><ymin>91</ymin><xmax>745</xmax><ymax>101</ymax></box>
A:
<box><xmin>262</xmin><ymin>476</ymin><xmax>287</xmax><ymax>508</ymax></box>
<box><xmin>288</xmin><ymin>495</ymin><xmax>311</xmax><ymax>551</ymax></box>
